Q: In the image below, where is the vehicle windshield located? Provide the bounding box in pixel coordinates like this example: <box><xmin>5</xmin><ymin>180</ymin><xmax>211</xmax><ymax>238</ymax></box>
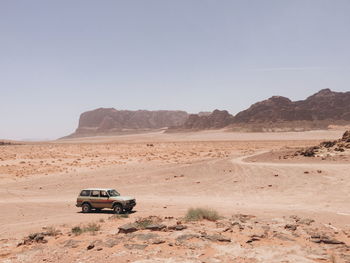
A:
<box><xmin>108</xmin><ymin>189</ymin><xmax>120</xmax><ymax>197</ymax></box>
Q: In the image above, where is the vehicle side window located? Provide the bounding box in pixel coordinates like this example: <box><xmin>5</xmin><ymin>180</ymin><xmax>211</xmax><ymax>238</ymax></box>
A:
<box><xmin>80</xmin><ymin>190</ymin><xmax>91</xmax><ymax>196</ymax></box>
<box><xmin>90</xmin><ymin>190</ymin><xmax>100</xmax><ymax>197</ymax></box>
<box><xmin>100</xmin><ymin>191</ymin><xmax>108</xmax><ymax>198</ymax></box>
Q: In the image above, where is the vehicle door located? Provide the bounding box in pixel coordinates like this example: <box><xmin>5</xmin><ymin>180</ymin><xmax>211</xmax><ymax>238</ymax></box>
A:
<box><xmin>89</xmin><ymin>190</ymin><xmax>100</xmax><ymax>208</ymax></box>
<box><xmin>100</xmin><ymin>190</ymin><xmax>113</xmax><ymax>208</ymax></box>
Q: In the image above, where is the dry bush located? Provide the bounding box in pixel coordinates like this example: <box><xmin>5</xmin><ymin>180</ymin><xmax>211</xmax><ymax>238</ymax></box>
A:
<box><xmin>185</xmin><ymin>207</ymin><xmax>221</xmax><ymax>222</ymax></box>
<box><xmin>44</xmin><ymin>226</ymin><xmax>61</xmax><ymax>236</ymax></box>
<box><xmin>71</xmin><ymin>223</ymin><xmax>101</xmax><ymax>235</ymax></box>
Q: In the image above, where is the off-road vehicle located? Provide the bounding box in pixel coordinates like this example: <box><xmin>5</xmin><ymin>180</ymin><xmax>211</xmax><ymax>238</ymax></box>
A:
<box><xmin>76</xmin><ymin>188</ymin><xmax>136</xmax><ymax>214</ymax></box>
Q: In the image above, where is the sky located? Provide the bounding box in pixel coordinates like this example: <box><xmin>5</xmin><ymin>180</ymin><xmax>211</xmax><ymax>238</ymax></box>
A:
<box><xmin>1</xmin><ymin>0</ymin><xmax>350</xmax><ymax>140</ymax></box>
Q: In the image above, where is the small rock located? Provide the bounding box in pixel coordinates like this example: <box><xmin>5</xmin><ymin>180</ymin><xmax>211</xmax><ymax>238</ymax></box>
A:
<box><xmin>203</xmin><ymin>234</ymin><xmax>231</xmax><ymax>242</ymax></box>
<box><xmin>285</xmin><ymin>224</ymin><xmax>297</xmax><ymax>231</ymax></box>
<box><xmin>168</xmin><ymin>225</ymin><xmax>187</xmax><ymax>231</ymax></box>
<box><xmin>152</xmin><ymin>239</ymin><xmax>165</xmax><ymax>245</ymax></box>
<box><xmin>87</xmin><ymin>244</ymin><xmax>95</xmax><ymax>250</ymax></box>
<box><xmin>104</xmin><ymin>239</ymin><xmax>119</xmax><ymax>248</ymax></box>
<box><xmin>145</xmin><ymin>224</ymin><xmax>166</xmax><ymax>231</ymax></box>
<box><xmin>118</xmin><ymin>223</ymin><xmax>138</xmax><ymax>234</ymax></box>
<box><xmin>64</xmin><ymin>239</ymin><xmax>81</xmax><ymax>248</ymax></box>
<box><xmin>298</xmin><ymin>218</ymin><xmax>315</xmax><ymax>225</ymax></box>
<box><xmin>124</xmin><ymin>244</ymin><xmax>148</xmax><ymax>250</ymax></box>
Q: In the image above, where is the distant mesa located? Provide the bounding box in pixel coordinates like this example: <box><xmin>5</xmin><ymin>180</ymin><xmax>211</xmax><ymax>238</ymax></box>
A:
<box><xmin>177</xmin><ymin>110</ymin><xmax>234</xmax><ymax>130</ymax></box>
<box><xmin>64</xmin><ymin>89</ymin><xmax>350</xmax><ymax>138</ymax></box>
<box><xmin>65</xmin><ymin>108</ymin><xmax>189</xmax><ymax>138</ymax></box>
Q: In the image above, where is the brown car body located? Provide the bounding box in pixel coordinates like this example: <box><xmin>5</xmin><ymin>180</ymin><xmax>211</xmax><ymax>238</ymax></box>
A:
<box><xmin>76</xmin><ymin>188</ymin><xmax>136</xmax><ymax>214</ymax></box>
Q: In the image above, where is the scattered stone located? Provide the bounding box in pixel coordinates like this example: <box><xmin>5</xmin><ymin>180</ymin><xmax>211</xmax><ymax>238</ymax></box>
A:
<box><xmin>124</xmin><ymin>244</ymin><xmax>148</xmax><ymax>250</ymax></box>
<box><xmin>104</xmin><ymin>239</ymin><xmax>119</xmax><ymax>248</ymax></box>
<box><xmin>64</xmin><ymin>239</ymin><xmax>81</xmax><ymax>248</ymax></box>
<box><xmin>310</xmin><ymin>235</ymin><xmax>345</xmax><ymax>245</ymax></box>
<box><xmin>285</xmin><ymin>224</ymin><xmax>297</xmax><ymax>231</ymax></box>
<box><xmin>145</xmin><ymin>224</ymin><xmax>166</xmax><ymax>231</ymax></box>
<box><xmin>298</xmin><ymin>218</ymin><xmax>315</xmax><ymax>225</ymax></box>
<box><xmin>290</xmin><ymin>215</ymin><xmax>301</xmax><ymax>222</ymax></box>
<box><xmin>134</xmin><ymin>233</ymin><xmax>159</xmax><ymax>241</ymax></box>
<box><xmin>246</xmin><ymin>235</ymin><xmax>261</xmax><ymax>243</ymax></box>
<box><xmin>168</xmin><ymin>225</ymin><xmax>187</xmax><ymax>231</ymax></box>
<box><xmin>87</xmin><ymin>243</ymin><xmax>95</xmax><ymax>250</ymax></box>
<box><xmin>118</xmin><ymin>223</ymin><xmax>138</xmax><ymax>234</ymax></box>
<box><xmin>203</xmin><ymin>234</ymin><xmax>231</xmax><ymax>242</ymax></box>
<box><xmin>273</xmin><ymin>233</ymin><xmax>295</xmax><ymax>241</ymax></box>
<box><xmin>152</xmin><ymin>239</ymin><xmax>166</xmax><ymax>245</ymax></box>
<box><xmin>176</xmin><ymin>234</ymin><xmax>200</xmax><ymax>243</ymax></box>
<box><xmin>19</xmin><ymin>233</ymin><xmax>48</xmax><ymax>246</ymax></box>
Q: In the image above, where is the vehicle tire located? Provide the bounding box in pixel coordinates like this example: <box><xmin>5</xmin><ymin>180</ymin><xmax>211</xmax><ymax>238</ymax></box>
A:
<box><xmin>82</xmin><ymin>203</ymin><xmax>91</xmax><ymax>213</ymax></box>
<box><xmin>113</xmin><ymin>204</ymin><xmax>123</xmax><ymax>214</ymax></box>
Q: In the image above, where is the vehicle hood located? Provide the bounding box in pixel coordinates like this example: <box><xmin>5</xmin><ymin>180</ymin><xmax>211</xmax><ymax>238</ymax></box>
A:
<box><xmin>110</xmin><ymin>196</ymin><xmax>134</xmax><ymax>201</ymax></box>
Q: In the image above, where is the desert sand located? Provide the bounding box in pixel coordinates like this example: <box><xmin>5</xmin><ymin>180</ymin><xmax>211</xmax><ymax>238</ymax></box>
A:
<box><xmin>0</xmin><ymin>130</ymin><xmax>349</xmax><ymax>262</ymax></box>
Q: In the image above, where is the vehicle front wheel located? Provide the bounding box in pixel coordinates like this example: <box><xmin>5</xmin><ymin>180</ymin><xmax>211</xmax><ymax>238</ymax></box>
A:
<box><xmin>82</xmin><ymin>203</ymin><xmax>91</xmax><ymax>213</ymax></box>
<box><xmin>113</xmin><ymin>204</ymin><xmax>123</xmax><ymax>214</ymax></box>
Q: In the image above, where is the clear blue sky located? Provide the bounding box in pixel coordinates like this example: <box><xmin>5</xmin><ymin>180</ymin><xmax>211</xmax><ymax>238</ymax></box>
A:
<box><xmin>1</xmin><ymin>0</ymin><xmax>350</xmax><ymax>140</ymax></box>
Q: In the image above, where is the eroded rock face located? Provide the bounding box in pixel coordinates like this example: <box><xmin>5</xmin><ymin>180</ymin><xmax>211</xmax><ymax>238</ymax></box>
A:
<box><xmin>342</xmin><ymin>130</ymin><xmax>350</xmax><ymax>142</ymax></box>
<box><xmin>66</xmin><ymin>89</ymin><xmax>350</xmax><ymax>137</ymax></box>
<box><xmin>72</xmin><ymin>108</ymin><xmax>189</xmax><ymax>136</ymax></box>
<box><xmin>234</xmin><ymin>89</ymin><xmax>350</xmax><ymax>123</ymax></box>
<box><xmin>181</xmin><ymin>109</ymin><xmax>235</xmax><ymax>130</ymax></box>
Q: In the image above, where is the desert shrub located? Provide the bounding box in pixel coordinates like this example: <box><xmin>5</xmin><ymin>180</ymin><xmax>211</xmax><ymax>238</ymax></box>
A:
<box><xmin>185</xmin><ymin>208</ymin><xmax>221</xmax><ymax>222</ymax></box>
<box><xmin>84</xmin><ymin>223</ymin><xmax>100</xmax><ymax>233</ymax></box>
<box><xmin>71</xmin><ymin>223</ymin><xmax>101</xmax><ymax>235</ymax></box>
<box><xmin>71</xmin><ymin>226</ymin><xmax>83</xmax><ymax>235</ymax></box>
<box><xmin>109</xmin><ymin>214</ymin><xmax>129</xmax><ymax>220</ymax></box>
<box><xmin>44</xmin><ymin>226</ymin><xmax>61</xmax><ymax>236</ymax></box>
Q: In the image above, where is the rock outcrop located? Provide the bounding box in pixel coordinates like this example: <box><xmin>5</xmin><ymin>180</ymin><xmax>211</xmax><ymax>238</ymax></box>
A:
<box><xmin>69</xmin><ymin>108</ymin><xmax>188</xmax><ymax>137</ymax></box>
<box><xmin>179</xmin><ymin>110</ymin><xmax>234</xmax><ymax>130</ymax></box>
<box><xmin>234</xmin><ymin>89</ymin><xmax>350</xmax><ymax>123</ymax></box>
<box><xmin>296</xmin><ymin>130</ymin><xmax>350</xmax><ymax>157</ymax></box>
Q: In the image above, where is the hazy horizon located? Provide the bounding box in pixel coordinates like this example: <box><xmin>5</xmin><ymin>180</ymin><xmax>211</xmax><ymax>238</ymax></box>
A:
<box><xmin>1</xmin><ymin>1</ymin><xmax>350</xmax><ymax>140</ymax></box>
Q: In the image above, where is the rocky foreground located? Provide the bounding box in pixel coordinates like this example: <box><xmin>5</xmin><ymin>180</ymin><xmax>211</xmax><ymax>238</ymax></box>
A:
<box><xmin>297</xmin><ymin>130</ymin><xmax>350</xmax><ymax>158</ymax></box>
<box><xmin>1</xmin><ymin>211</ymin><xmax>349</xmax><ymax>263</ymax></box>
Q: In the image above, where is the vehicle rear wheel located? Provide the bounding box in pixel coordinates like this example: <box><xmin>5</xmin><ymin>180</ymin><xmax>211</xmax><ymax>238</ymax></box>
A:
<box><xmin>113</xmin><ymin>204</ymin><xmax>123</xmax><ymax>214</ymax></box>
<box><xmin>82</xmin><ymin>203</ymin><xmax>91</xmax><ymax>213</ymax></box>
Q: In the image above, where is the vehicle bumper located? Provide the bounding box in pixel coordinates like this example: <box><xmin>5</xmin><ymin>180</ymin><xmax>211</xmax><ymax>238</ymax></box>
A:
<box><xmin>124</xmin><ymin>200</ymin><xmax>136</xmax><ymax>210</ymax></box>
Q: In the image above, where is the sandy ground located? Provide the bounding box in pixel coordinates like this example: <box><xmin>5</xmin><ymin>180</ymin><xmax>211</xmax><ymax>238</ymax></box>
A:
<box><xmin>0</xmin><ymin>130</ymin><xmax>349</xmax><ymax>262</ymax></box>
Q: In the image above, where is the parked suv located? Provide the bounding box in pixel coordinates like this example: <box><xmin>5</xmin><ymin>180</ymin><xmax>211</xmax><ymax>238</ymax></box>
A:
<box><xmin>76</xmin><ymin>188</ymin><xmax>136</xmax><ymax>214</ymax></box>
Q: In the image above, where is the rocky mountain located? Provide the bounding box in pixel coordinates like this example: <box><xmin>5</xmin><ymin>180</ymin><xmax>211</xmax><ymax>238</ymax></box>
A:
<box><xmin>68</xmin><ymin>108</ymin><xmax>188</xmax><ymax>137</ymax></box>
<box><xmin>234</xmin><ymin>89</ymin><xmax>350</xmax><ymax>124</ymax></box>
<box><xmin>65</xmin><ymin>89</ymin><xmax>350</xmax><ymax>138</ymax></box>
<box><xmin>177</xmin><ymin>110</ymin><xmax>234</xmax><ymax>130</ymax></box>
